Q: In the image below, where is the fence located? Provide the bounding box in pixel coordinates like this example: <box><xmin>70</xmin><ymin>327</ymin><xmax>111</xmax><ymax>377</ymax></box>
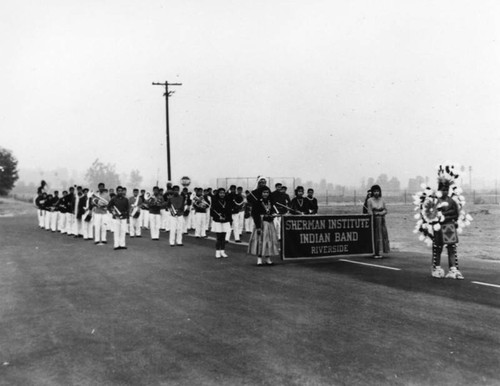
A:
<box><xmin>315</xmin><ymin>190</ymin><xmax>499</xmax><ymax>206</ymax></box>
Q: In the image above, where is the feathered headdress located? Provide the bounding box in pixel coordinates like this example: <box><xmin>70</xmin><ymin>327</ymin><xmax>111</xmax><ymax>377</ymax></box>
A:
<box><xmin>412</xmin><ymin>163</ymin><xmax>472</xmax><ymax>246</ymax></box>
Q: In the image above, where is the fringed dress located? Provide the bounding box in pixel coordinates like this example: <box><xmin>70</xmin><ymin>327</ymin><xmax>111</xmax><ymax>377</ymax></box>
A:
<box><xmin>247</xmin><ymin>199</ymin><xmax>280</xmax><ymax>257</ymax></box>
<box><xmin>367</xmin><ymin>197</ymin><xmax>390</xmax><ymax>254</ymax></box>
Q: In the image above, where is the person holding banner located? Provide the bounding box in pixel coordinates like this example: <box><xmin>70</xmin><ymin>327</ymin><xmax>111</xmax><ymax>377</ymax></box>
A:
<box><xmin>306</xmin><ymin>188</ymin><xmax>318</xmax><ymax>215</ymax></box>
<box><xmin>367</xmin><ymin>185</ymin><xmax>390</xmax><ymax>258</ymax></box>
<box><xmin>248</xmin><ymin>187</ymin><xmax>279</xmax><ymax>266</ymax></box>
<box><xmin>211</xmin><ymin>188</ymin><xmax>233</xmax><ymax>258</ymax></box>
<box><xmin>290</xmin><ymin>186</ymin><xmax>310</xmax><ymax>215</ymax></box>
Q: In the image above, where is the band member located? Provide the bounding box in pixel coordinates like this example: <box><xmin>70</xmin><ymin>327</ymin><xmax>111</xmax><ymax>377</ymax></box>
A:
<box><xmin>159</xmin><ymin>188</ymin><xmax>168</xmax><ymax>231</ymax></box>
<box><xmin>192</xmin><ymin>188</ymin><xmax>209</xmax><ymax>238</ymax></box>
<box><xmin>108</xmin><ymin>186</ymin><xmax>130</xmax><ymax>250</ymax></box>
<box><xmin>248</xmin><ymin>187</ymin><xmax>279</xmax><ymax>266</ymax></box>
<box><xmin>168</xmin><ymin>185</ymin><xmax>186</xmax><ymax>246</ymax></box>
<box><xmin>44</xmin><ymin>193</ymin><xmax>54</xmax><ymax>230</ymax></box>
<box><xmin>71</xmin><ymin>186</ymin><xmax>81</xmax><ymax>236</ymax></box>
<box><xmin>247</xmin><ymin>176</ymin><xmax>269</xmax><ymax>204</ymax></box>
<box><xmin>74</xmin><ymin>188</ymin><xmax>85</xmax><ymax>238</ymax></box>
<box><xmin>35</xmin><ymin>191</ymin><xmax>47</xmax><ymax>229</ymax></box>
<box><xmin>57</xmin><ymin>190</ymin><xmax>68</xmax><ymax>233</ymax></box>
<box><xmin>306</xmin><ymin>188</ymin><xmax>319</xmax><ymax>215</ymax></box>
<box><xmin>92</xmin><ymin>183</ymin><xmax>110</xmax><ymax>245</ymax></box>
<box><xmin>204</xmin><ymin>188</ymin><xmax>213</xmax><ymax>232</ymax></box>
<box><xmin>64</xmin><ymin>186</ymin><xmax>76</xmax><ymax>235</ymax></box>
<box><xmin>49</xmin><ymin>191</ymin><xmax>61</xmax><ymax>232</ymax></box>
<box><xmin>80</xmin><ymin>188</ymin><xmax>93</xmax><ymax>240</ymax></box>
<box><xmin>211</xmin><ymin>188</ymin><xmax>232</xmax><ymax>258</ymax></box>
<box><xmin>367</xmin><ymin>185</ymin><xmax>390</xmax><ymax>259</ymax></box>
<box><xmin>129</xmin><ymin>188</ymin><xmax>143</xmax><ymax>237</ymax></box>
<box><xmin>243</xmin><ymin>190</ymin><xmax>254</xmax><ymax>234</ymax></box>
<box><xmin>139</xmin><ymin>189</ymin><xmax>149</xmax><ymax>229</ymax></box>
<box><xmin>271</xmin><ymin>183</ymin><xmax>290</xmax><ymax>239</ymax></box>
<box><xmin>225</xmin><ymin>185</ymin><xmax>244</xmax><ymax>243</ymax></box>
<box><xmin>234</xmin><ymin>187</ymin><xmax>246</xmax><ymax>239</ymax></box>
<box><xmin>148</xmin><ymin>186</ymin><xmax>164</xmax><ymax>240</ymax></box>
<box><xmin>181</xmin><ymin>187</ymin><xmax>192</xmax><ymax>234</ymax></box>
<box><xmin>290</xmin><ymin>186</ymin><xmax>310</xmax><ymax>215</ymax></box>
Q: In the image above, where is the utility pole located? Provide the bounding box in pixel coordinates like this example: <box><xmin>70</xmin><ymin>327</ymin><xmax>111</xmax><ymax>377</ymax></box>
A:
<box><xmin>152</xmin><ymin>81</ymin><xmax>182</xmax><ymax>182</ymax></box>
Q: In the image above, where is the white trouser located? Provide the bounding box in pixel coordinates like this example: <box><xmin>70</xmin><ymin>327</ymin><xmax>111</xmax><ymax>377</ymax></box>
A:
<box><xmin>106</xmin><ymin>213</ymin><xmax>113</xmax><ymax>232</ymax></box>
<box><xmin>188</xmin><ymin>209</ymin><xmax>195</xmax><ymax>229</ymax></box>
<box><xmin>194</xmin><ymin>212</ymin><xmax>207</xmax><ymax>237</ymax></box>
<box><xmin>93</xmin><ymin>213</ymin><xmax>107</xmax><ymax>242</ymax></box>
<box><xmin>50</xmin><ymin>211</ymin><xmax>59</xmax><ymax>231</ymax></box>
<box><xmin>58</xmin><ymin>212</ymin><xmax>66</xmax><ymax>232</ymax></box>
<box><xmin>244</xmin><ymin>216</ymin><xmax>254</xmax><ymax>233</ymax></box>
<box><xmin>113</xmin><ymin>219</ymin><xmax>127</xmax><ymax>248</ymax></box>
<box><xmin>205</xmin><ymin>212</ymin><xmax>211</xmax><ymax>230</ymax></box>
<box><xmin>37</xmin><ymin>210</ymin><xmax>45</xmax><ymax>228</ymax></box>
<box><xmin>140</xmin><ymin>210</ymin><xmax>149</xmax><ymax>228</ymax></box>
<box><xmin>149</xmin><ymin>214</ymin><xmax>161</xmax><ymax>239</ymax></box>
<box><xmin>65</xmin><ymin>213</ymin><xmax>74</xmax><ymax>234</ymax></box>
<box><xmin>160</xmin><ymin>209</ymin><xmax>167</xmax><ymax>230</ymax></box>
<box><xmin>182</xmin><ymin>214</ymin><xmax>190</xmax><ymax>233</ymax></box>
<box><xmin>226</xmin><ymin>213</ymin><xmax>242</xmax><ymax>241</ymax></box>
<box><xmin>161</xmin><ymin>209</ymin><xmax>171</xmax><ymax>231</ymax></box>
<box><xmin>236</xmin><ymin>211</ymin><xmax>244</xmax><ymax>234</ymax></box>
<box><xmin>274</xmin><ymin>216</ymin><xmax>282</xmax><ymax>240</ymax></box>
<box><xmin>43</xmin><ymin>211</ymin><xmax>51</xmax><ymax>229</ymax></box>
<box><xmin>82</xmin><ymin>218</ymin><xmax>93</xmax><ymax>239</ymax></box>
<box><xmin>169</xmin><ymin>216</ymin><xmax>184</xmax><ymax>245</ymax></box>
<box><xmin>129</xmin><ymin>215</ymin><xmax>141</xmax><ymax>236</ymax></box>
<box><xmin>74</xmin><ymin>219</ymin><xmax>83</xmax><ymax>236</ymax></box>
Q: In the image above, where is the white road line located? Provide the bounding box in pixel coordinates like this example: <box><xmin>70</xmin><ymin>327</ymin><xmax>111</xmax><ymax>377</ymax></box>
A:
<box><xmin>338</xmin><ymin>259</ymin><xmax>401</xmax><ymax>271</ymax></box>
<box><xmin>471</xmin><ymin>281</ymin><xmax>500</xmax><ymax>289</ymax></box>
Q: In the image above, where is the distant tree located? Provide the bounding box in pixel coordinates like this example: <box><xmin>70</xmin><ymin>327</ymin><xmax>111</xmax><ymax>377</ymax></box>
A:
<box><xmin>129</xmin><ymin>169</ymin><xmax>143</xmax><ymax>189</ymax></box>
<box><xmin>375</xmin><ymin>174</ymin><xmax>389</xmax><ymax>188</ymax></box>
<box><xmin>85</xmin><ymin>159</ymin><xmax>120</xmax><ymax>190</ymax></box>
<box><xmin>366</xmin><ymin>177</ymin><xmax>375</xmax><ymax>189</ymax></box>
<box><xmin>0</xmin><ymin>147</ymin><xmax>19</xmax><ymax>196</ymax></box>
<box><xmin>408</xmin><ymin>176</ymin><xmax>426</xmax><ymax>192</ymax></box>
<box><xmin>387</xmin><ymin>177</ymin><xmax>401</xmax><ymax>192</ymax></box>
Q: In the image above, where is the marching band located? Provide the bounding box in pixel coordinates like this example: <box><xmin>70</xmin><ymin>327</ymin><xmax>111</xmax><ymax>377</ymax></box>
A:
<box><xmin>33</xmin><ymin>178</ymin><xmax>318</xmax><ymax>260</ymax></box>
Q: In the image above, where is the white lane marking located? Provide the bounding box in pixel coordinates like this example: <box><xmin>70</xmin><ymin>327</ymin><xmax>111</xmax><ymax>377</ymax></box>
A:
<box><xmin>338</xmin><ymin>259</ymin><xmax>401</xmax><ymax>271</ymax></box>
<box><xmin>471</xmin><ymin>281</ymin><xmax>500</xmax><ymax>289</ymax></box>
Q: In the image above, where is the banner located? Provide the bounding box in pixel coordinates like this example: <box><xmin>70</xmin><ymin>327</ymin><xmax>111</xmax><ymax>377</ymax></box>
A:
<box><xmin>281</xmin><ymin>214</ymin><xmax>374</xmax><ymax>260</ymax></box>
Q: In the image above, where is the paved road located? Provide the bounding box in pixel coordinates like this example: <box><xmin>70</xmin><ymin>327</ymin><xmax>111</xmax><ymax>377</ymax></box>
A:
<box><xmin>0</xmin><ymin>213</ymin><xmax>499</xmax><ymax>385</ymax></box>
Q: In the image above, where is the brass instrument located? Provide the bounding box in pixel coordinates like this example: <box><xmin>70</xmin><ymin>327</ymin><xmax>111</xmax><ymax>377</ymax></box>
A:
<box><xmin>88</xmin><ymin>190</ymin><xmax>109</xmax><ymax>207</ymax></box>
<box><xmin>131</xmin><ymin>195</ymin><xmax>141</xmax><ymax>218</ymax></box>
<box><xmin>112</xmin><ymin>205</ymin><xmax>122</xmax><ymax>218</ymax></box>
<box><xmin>83</xmin><ymin>195</ymin><xmax>92</xmax><ymax>222</ymax></box>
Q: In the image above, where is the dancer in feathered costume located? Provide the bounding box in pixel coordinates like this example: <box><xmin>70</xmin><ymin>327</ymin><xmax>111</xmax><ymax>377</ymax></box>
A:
<box><xmin>412</xmin><ymin>164</ymin><xmax>473</xmax><ymax>279</ymax></box>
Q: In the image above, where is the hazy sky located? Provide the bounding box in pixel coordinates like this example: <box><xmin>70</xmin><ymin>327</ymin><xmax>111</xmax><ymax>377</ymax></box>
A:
<box><xmin>1</xmin><ymin>0</ymin><xmax>499</xmax><ymax>188</ymax></box>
